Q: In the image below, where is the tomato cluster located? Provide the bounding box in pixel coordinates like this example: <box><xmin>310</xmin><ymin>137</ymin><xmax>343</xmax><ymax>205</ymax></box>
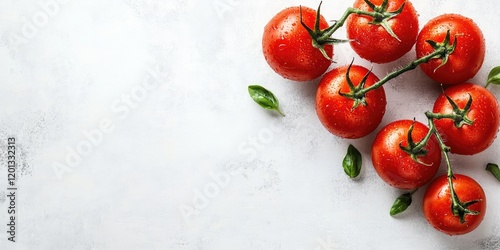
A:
<box><xmin>261</xmin><ymin>0</ymin><xmax>500</xmax><ymax>236</ymax></box>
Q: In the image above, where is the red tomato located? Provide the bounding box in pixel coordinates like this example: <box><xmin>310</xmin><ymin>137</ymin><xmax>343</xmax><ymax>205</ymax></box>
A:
<box><xmin>262</xmin><ymin>6</ymin><xmax>333</xmax><ymax>81</ymax></box>
<box><xmin>346</xmin><ymin>0</ymin><xmax>419</xmax><ymax>63</ymax></box>
<box><xmin>316</xmin><ymin>65</ymin><xmax>386</xmax><ymax>139</ymax></box>
<box><xmin>432</xmin><ymin>83</ymin><xmax>500</xmax><ymax>155</ymax></box>
<box><xmin>423</xmin><ymin>174</ymin><xmax>486</xmax><ymax>235</ymax></box>
<box><xmin>371</xmin><ymin>120</ymin><xmax>441</xmax><ymax>190</ymax></box>
<box><xmin>416</xmin><ymin>14</ymin><xmax>485</xmax><ymax>85</ymax></box>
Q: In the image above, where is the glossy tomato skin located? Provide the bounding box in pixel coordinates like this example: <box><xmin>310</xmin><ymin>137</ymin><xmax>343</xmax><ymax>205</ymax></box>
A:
<box><xmin>346</xmin><ymin>0</ymin><xmax>419</xmax><ymax>63</ymax></box>
<box><xmin>423</xmin><ymin>174</ymin><xmax>486</xmax><ymax>235</ymax></box>
<box><xmin>316</xmin><ymin>65</ymin><xmax>386</xmax><ymax>139</ymax></box>
<box><xmin>416</xmin><ymin>14</ymin><xmax>485</xmax><ymax>85</ymax></box>
<box><xmin>262</xmin><ymin>6</ymin><xmax>333</xmax><ymax>82</ymax></box>
<box><xmin>371</xmin><ymin>120</ymin><xmax>441</xmax><ymax>190</ymax></box>
<box><xmin>433</xmin><ymin>83</ymin><xmax>500</xmax><ymax>155</ymax></box>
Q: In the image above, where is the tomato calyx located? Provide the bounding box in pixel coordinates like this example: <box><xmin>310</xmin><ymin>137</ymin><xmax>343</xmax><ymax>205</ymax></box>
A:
<box><xmin>361</xmin><ymin>0</ymin><xmax>406</xmax><ymax>42</ymax></box>
<box><xmin>427</xmin><ymin>89</ymin><xmax>474</xmax><ymax>128</ymax></box>
<box><xmin>443</xmin><ymin>91</ymin><xmax>474</xmax><ymax>127</ymax></box>
<box><xmin>398</xmin><ymin>120</ymin><xmax>433</xmax><ymax>166</ymax></box>
<box><xmin>425</xmin><ymin>30</ymin><xmax>458</xmax><ymax>72</ymax></box>
<box><xmin>338</xmin><ymin>60</ymin><xmax>372</xmax><ymax>108</ymax></box>
<box><xmin>448</xmin><ymin>177</ymin><xmax>481</xmax><ymax>223</ymax></box>
<box><xmin>300</xmin><ymin>2</ymin><xmax>350</xmax><ymax>61</ymax></box>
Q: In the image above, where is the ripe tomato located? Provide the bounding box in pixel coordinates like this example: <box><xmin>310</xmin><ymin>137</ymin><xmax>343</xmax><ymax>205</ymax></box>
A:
<box><xmin>346</xmin><ymin>0</ymin><xmax>419</xmax><ymax>63</ymax></box>
<box><xmin>371</xmin><ymin>120</ymin><xmax>441</xmax><ymax>190</ymax></box>
<box><xmin>416</xmin><ymin>14</ymin><xmax>485</xmax><ymax>85</ymax></box>
<box><xmin>432</xmin><ymin>83</ymin><xmax>500</xmax><ymax>155</ymax></box>
<box><xmin>262</xmin><ymin>6</ymin><xmax>333</xmax><ymax>82</ymax></box>
<box><xmin>316</xmin><ymin>65</ymin><xmax>386</xmax><ymax>139</ymax></box>
<box><xmin>423</xmin><ymin>174</ymin><xmax>486</xmax><ymax>235</ymax></box>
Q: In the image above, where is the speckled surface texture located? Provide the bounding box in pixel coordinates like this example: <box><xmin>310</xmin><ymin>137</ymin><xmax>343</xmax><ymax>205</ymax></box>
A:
<box><xmin>1</xmin><ymin>0</ymin><xmax>500</xmax><ymax>249</ymax></box>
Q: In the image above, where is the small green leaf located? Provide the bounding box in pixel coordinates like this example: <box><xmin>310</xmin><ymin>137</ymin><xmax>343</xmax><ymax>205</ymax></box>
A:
<box><xmin>486</xmin><ymin>66</ymin><xmax>500</xmax><ymax>88</ymax></box>
<box><xmin>342</xmin><ymin>144</ymin><xmax>362</xmax><ymax>178</ymax></box>
<box><xmin>486</xmin><ymin>163</ymin><xmax>500</xmax><ymax>182</ymax></box>
<box><xmin>390</xmin><ymin>192</ymin><xmax>413</xmax><ymax>216</ymax></box>
<box><xmin>248</xmin><ymin>85</ymin><xmax>285</xmax><ymax>116</ymax></box>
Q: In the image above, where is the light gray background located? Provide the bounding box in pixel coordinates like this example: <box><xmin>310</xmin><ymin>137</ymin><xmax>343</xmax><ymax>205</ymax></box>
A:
<box><xmin>1</xmin><ymin>0</ymin><xmax>500</xmax><ymax>249</ymax></box>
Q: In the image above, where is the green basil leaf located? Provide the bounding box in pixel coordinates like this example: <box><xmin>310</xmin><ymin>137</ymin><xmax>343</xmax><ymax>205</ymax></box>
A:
<box><xmin>390</xmin><ymin>192</ymin><xmax>413</xmax><ymax>216</ymax></box>
<box><xmin>486</xmin><ymin>163</ymin><xmax>500</xmax><ymax>182</ymax></box>
<box><xmin>248</xmin><ymin>85</ymin><xmax>285</xmax><ymax>116</ymax></box>
<box><xmin>342</xmin><ymin>144</ymin><xmax>362</xmax><ymax>178</ymax></box>
<box><xmin>486</xmin><ymin>66</ymin><xmax>500</xmax><ymax>88</ymax></box>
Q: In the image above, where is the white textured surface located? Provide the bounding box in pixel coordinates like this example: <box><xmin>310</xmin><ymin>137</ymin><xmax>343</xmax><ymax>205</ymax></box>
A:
<box><xmin>1</xmin><ymin>0</ymin><xmax>500</xmax><ymax>249</ymax></box>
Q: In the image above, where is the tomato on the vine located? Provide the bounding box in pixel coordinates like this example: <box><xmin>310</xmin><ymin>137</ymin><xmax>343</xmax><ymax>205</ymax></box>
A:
<box><xmin>432</xmin><ymin>83</ymin><xmax>500</xmax><ymax>155</ymax></box>
<box><xmin>262</xmin><ymin>6</ymin><xmax>333</xmax><ymax>81</ymax></box>
<box><xmin>416</xmin><ymin>14</ymin><xmax>485</xmax><ymax>85</ymax></box>
<box><xmin>423</xmin><ymin>174</ymin><xmax>486</xmax><ymax>235</ymax></box>
<box><xmin>371</xmin><ymin>120</ymin><xmax>441</xmax><ymax>190</ymax></box>
<box><xmin>316</xmin><ymin>64</ymin><xmax>386</xmax><ymax>139</ymax></box>
<box><xmin>346</xmin><ymin>0</ymin><xmax>419</xmax><ymax>63</ymax></box>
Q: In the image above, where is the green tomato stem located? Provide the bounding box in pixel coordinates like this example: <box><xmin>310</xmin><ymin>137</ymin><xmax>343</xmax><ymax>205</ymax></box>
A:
<box><xmin>320</xmin><ymin>0</ymin><xmax>404</xmax><ymax>42</ymax></box>
<box><xmin>320</xmin><ymin>7</ymin><xmax>368</xmax><ymax>40</ymax></box>
<box><xmin>341</xmin><ymin>30</ymin><xmax>456</xmax><ymax>107</ymax></box>
<box><xmin>401</xmin><ymin>112</ymin><xmax>480</xmax><ymax>223</ymax></box>
<box><xmin>339</xmin><ymin>47</ymin><xmax>446</xmax><ymax>110</ymax></box>
<box><xmin>357</xmin><ymin>48</ymin><xmax>445</xmax><ymax>96</ymax></box>
<box><xmin>421</xmin><ymin>112</ymin><xmax>480</xmax><ymax>223</ymax></box>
